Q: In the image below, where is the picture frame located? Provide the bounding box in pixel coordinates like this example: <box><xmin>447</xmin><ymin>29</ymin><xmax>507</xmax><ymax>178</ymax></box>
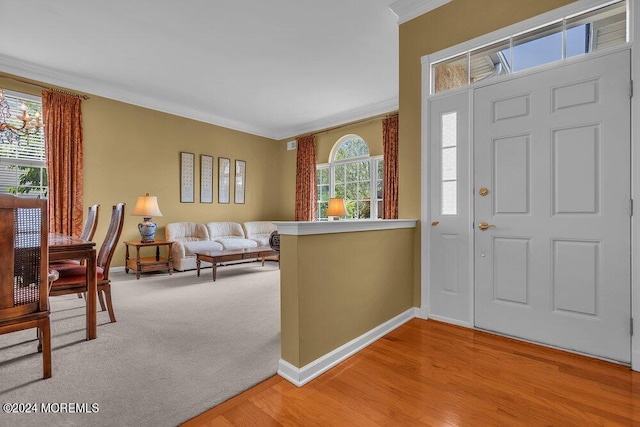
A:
<box><xmin>218</xmin><ymin>157</ymin><xmax>230</xmax><ymax>204</ymax></box>
<box><xmin>234</xmin><ymin>159</ymin><xmax>246</xmax><ymax>204</ymax></box>
<box><xmin>200</xmin><ymin>154</ymin><xmax>214</xmax><ymax>203</ymax></box>
<box><xmin>180</xmin><ymin>151</ymin><xmax>195</xmax><ymax>203</ymax></box>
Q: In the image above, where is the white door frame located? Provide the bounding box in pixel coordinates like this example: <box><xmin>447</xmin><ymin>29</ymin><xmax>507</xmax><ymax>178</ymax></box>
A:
<box><xmin>419</xmin><ymin>0</ymin><xmax>640</xmax><ymax>370</ymax></box>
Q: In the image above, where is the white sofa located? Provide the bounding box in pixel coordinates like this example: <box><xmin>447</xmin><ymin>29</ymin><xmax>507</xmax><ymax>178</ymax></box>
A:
<box><xmin>166</xmin><ymin>221</ymin><xmax>275</xmax><ymax>271</ymax></box>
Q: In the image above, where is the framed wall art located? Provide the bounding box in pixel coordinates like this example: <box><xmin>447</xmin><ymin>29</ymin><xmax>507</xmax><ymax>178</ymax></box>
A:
<box><xmin>180</xmin><ymin>151</ymin><xmax>195</xmax><ymax>203</ymax></box>
<box><xmin>200</xmin><ymin>154</ymin><xmax>214</xmax><ymax>203</ymax></box>
<box><xmin>218</xmin><ymin>157</ymin><xmax>230</xmax><ymax>204</ymax></box>
<box><xmin>234</xmin><ymin>159</ymin><xmax>246</xmax><ymax>204</ymax></box>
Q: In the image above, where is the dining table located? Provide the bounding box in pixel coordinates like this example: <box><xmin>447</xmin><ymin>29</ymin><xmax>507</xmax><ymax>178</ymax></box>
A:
<box><xmin>48</xmin><ymin>233</ymin><xmax>97</xmax><ymax>340</ymax></box>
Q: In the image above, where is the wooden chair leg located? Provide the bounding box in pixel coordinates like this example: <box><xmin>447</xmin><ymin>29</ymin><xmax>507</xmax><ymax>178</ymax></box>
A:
<box><xmin>40</xmin><ymin>319</ymin><xmax>51</xmax><ymax>379</ymax></box>
<box><xmin>102</xmin><ymin>287</ymin><xmax>116</xmax><ymax>323</ymax></box>
<box><xmin>97</xmin><ymin>290</ymin><xmax>107</xmax><ymax>312</ymax></box>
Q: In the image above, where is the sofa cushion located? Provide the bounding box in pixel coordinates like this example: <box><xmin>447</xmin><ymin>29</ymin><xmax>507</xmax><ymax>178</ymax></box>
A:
<box><xmin>206</xmin><ymin>222</ymin><xmax>245</xmax><ymax>239</ymax></box>
<box><xmin>251</xmin><ymin>237</ymin><xmax>270</xmax><ymax>247</ymax></box>
<box><xmin>215</xmin><ymin>238</ymin><xmax>257</xmax><ymax>250</ymax></box>
<box><xmin>183</xmin><ymin>240</ymin><xmax>223</xmax><ymax>256</ymax></box>
<box><xmin>242</xmin><ymin>221</ymin><xmax>276</xmax><ymax>239</ymax></box>
<box><xmin>166</xmin><ymin>222</ymin><xmax>209</xmax><ymax>240</ymax></box>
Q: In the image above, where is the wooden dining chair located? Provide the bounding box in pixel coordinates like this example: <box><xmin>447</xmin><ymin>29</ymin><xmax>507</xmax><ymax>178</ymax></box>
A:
<box><xmin>80</xmin><ymin>204</ymin><xmax>100</xmax><ymax>242</ymax></box>
<box><xmin>0</xmin><ymin>194</ymin><xmax>52</xmax><ymax>379</ymax></box>
<box><xmin>50</xmin><ymin>203</ymin><xmax>125</xmax><ymax>323</ymax></box>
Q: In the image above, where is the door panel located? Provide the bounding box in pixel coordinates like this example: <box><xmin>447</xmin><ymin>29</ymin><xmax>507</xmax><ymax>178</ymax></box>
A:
<box><xmin>428</xmin><ymin>91</ymin><xmax>471</xmax><ymax>324</ymax></box>
<box><xmin>474</xmin><ymin>50</ymin><xmax>631</xmax><ymax>362</ymax></box>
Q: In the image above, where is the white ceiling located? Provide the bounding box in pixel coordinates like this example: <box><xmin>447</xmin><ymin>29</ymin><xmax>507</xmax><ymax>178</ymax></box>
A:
<box><xmin>0</xmin><ymin>0</ymin><xmax>400</xmax><ymax>140</ymax></box>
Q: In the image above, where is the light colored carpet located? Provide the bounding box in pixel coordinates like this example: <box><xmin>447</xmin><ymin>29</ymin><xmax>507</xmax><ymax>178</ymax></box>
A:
<box><xmin>0</xmin><ymin>262</ymin><xmax>281</xmax><ymax>426</ymax></box>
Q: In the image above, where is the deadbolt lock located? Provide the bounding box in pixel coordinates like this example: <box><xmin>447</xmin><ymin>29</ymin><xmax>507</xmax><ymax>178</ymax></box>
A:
<box><xmin>479</xmin><ymin>187</ymin><xmax>489</xmax><ymax>196</ymax></box>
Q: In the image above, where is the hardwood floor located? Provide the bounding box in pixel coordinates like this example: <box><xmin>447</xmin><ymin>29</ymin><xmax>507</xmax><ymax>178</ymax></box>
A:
<box><xmin>182</xmin><ymin>318</ymin><xmax>640</xmax><ymax>426</ymax></box>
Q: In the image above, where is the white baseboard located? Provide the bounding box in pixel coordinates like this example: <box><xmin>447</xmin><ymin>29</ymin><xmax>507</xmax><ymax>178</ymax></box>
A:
<box><xmin>278</xmin><ymin>307</ymin><xmax>417</xmax><ymax>387</ymax></box>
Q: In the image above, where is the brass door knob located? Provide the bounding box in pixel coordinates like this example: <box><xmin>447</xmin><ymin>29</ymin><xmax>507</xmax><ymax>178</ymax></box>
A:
<box><xmin>478</xmin><ymin>222</ymin><xmax>496</xmax><ymax>231</ymax></box>
<box><xmin>479</xmin><ymin>187</ymin><xmax>489</xmax><ymax>196</ymax></box>
<box><xmin>431</xmin><ymin>221</ymin><xmax>439</xmax><ymax>226</ymax></box>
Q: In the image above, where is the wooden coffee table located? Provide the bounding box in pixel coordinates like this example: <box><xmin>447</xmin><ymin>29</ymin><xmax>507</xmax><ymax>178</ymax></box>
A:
<box><xmin>195</xmin><ymin>247</ymin><xmax>279</xmax><ymax>281</ymax></box>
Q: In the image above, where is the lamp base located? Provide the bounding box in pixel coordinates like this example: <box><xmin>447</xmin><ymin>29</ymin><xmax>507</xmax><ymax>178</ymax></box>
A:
<box><xmin>138</xmin><ymin>217</ymin><xmax>157</xmax><ymax>243</ymax></box>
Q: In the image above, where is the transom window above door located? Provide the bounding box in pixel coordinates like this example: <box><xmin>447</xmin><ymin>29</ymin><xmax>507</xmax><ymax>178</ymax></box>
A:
<box><xmin>432</xmin><ymin>0</ymin><xmax>627</xmax><ymax>94</ymax></box>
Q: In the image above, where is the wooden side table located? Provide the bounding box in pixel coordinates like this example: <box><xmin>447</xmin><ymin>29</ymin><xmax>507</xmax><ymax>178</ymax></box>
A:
<box><xmin>124</xmin><ymin>240</ymin><xmax>174</xmax><ymax>279</ymax></box>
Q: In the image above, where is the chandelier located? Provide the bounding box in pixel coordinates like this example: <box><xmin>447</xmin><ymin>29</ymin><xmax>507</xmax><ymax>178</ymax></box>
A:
<box><xmin>0</xmin><ymin>88</ymin><xmax>44</xmax><ymax>144</ymax></box>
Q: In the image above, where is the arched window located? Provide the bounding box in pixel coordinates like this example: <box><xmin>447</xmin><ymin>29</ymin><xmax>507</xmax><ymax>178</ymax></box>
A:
<box><xmin>317</xmin><ymin>134</ymin><xmax>383</xmax><ymax>220</ymax></box>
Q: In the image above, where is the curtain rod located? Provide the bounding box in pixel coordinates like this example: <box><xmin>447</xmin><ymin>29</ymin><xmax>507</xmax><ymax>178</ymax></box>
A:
<box><xmin>293</xmin><ymin>111</ymin><xmax>398</xmax><ymax>140</ymax></box>
<box><xmin>1</xmin><ymin>75</ymin><xmax>90</xmax><ymax>100</ymax></box>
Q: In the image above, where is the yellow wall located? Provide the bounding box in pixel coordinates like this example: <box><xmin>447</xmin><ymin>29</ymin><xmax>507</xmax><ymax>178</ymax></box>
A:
<box><xmin>398</xmin><ymin>0</ymin><xmax>577</xmax><ymax>305</ymax></box>
<box><xmin>0</xmin><ymin>73</ymin><xmax>283</xmax><ymax>267</ymax></box>
<box><xmin>280</xmin><ymin>227</ymin><xmax>414</xmax><ymax>367</ymax></box>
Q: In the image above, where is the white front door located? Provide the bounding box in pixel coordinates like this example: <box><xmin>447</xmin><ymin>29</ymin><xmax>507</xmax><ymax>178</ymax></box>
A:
<box><xmin>474</xmin><ymin>50</ymin><xmax>631</xmax><ymax>362</ymax></box>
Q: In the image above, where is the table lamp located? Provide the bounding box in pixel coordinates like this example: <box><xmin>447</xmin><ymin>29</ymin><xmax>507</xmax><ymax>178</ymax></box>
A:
<box><xmin>326</xmin><ymin>198</ymin><xmax>347</xmax><ymax>221</ymax></box>
<box><xmin>131</xmin><ymin>193</ymin><xmax>163</xmax><ymax>242</ymax></box>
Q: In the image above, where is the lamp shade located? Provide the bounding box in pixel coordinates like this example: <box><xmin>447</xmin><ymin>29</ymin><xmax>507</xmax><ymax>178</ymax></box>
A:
<box><xmin>131</xmin><ymin>193</ymin><xmax>163</xmax><ymax>217</ymax></box>
<box><xmin>131</xmin><ymin>193</ymin><xmax>162</xmax><ymax>242</ymax></box>
<box><xmin>326</xmin><ymin>198</ymin><xmax>347</xmax><ymax>217</ymax></box>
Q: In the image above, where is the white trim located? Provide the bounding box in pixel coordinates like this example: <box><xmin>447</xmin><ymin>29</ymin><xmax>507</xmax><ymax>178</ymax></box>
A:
<box><xmin>273</xmin><ymin>219</ymin><xmax>416</xmax><ymax>236</ymax></box>
<box><xmin>278</xmin><ymin>308</ymin><xmax>417</xmax><ymax>387</ymax></box>
<box><xmin>390</xmin><ymin>0</ymin><xmax>452</xmax><ymax>25</ymax></box>
<box><xmin>625</xmin><ymin>0</ymin><xmax>639</xmax><ymax>370</ymax></box>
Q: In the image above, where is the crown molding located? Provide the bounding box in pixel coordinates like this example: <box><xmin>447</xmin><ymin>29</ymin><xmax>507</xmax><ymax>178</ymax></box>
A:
<box><xmin>389</xmin><ymin>0</ymin><xmax>452</xmax><ymax>25</ymax></box>
<box><xmin>0</xmin><ymin>54</ymin><xmax>398</xmax><ymax>141</ymax></box>
<box><xmin>0</xmin><ymin>54</ymin><xmax>282</xmax><ymax>140</ymax></box>
<box><xmin>276</xmin><ymin>96</ymin><xmax>398</xmax><ymax>140</ymax></box>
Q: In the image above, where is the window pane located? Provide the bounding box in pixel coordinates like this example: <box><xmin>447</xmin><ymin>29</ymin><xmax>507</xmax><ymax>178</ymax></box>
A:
<box><xmin>442</xmin><ymin>181</ymin><xmax>457</xmax><ymax>215</ymax></box>
<box><xmin>335</xmin><ymin>164</ymin><xmax>346</xmax><ymax>184</ymax></box>
<box><xmin>358</xmin><ymin>181</ymin><xmax>371</xmax><ymax>199</ymax></box>
<box><xmin>377</xmin><ymin>200</ymin><xmax>383</xmax><ymax>219</ymax></box>
<box><xmin>335</xmin><ymin>184</ymin><xmax>345</xmax><ymax>199</ymax></box>
<box><xmin>358</xmin><ymin>161</ymin><xmax>370</xmax><ymax>180</ymax></box>
<box><xmin>346</xmin><ymin>163</ymin><xmax>358</xmax><ymax>183</ymax></box>
<box><xmin>512</xmin><ymin>22</ymin><xmax>563</xmax><ymax>72</ymax></box>
<box><xmin>434</xmin><ymin>53</ymin><xmax>468</xmax><ymax>94</ymax></box>
<box><xmin>346</xmin><ymin>182</ymin><xmax>357</xmax><ymax>200</ymax></box>
<box><xmin>318</xmin><ymin>184</ymin><xmax>330</xmax><ymax>202</ymax></box>
<box><xmin>470</xmin><ymin>40</ymin><xmax>511</xmax><ymax>83</ymax></box>
<box><xmin>566</xmin><ymin>1</ymin><xmax>626</xmax><ymax>58</ymax></box>
<box><xmin>357</xmin><ymin>201</ymin><xmax>371</xmax><ymax>219</ymax></box>
<box><xmin>0</xmin><ymin>91</ymin><xmax>46</xmax><ymax>196</ymax></box>
<box><xmin>442</xmin><ymin>147</ymin><xmax>457</xmax><ymax>181</ymax></box>
<box><xmin>317</xmin><ymin>167</ymin><xmax>329</xmax><ymax>184</ymax></box>
<box><xmin>441</xmin><ymin>112</ymin><xmax>457</xmax><ymax>148</ymax></box>
<box><xmin>377</xmin><ymin>180</ymin><xmax>383</xmax><ymax>199</ymax></box>
<box><xmin>318</xmin><ymin>202</ymin><xmax>328</xmax><ymax>220</ymax></box>
<box><xmin>334</xmin><ymin>136</ymin><xmax>369</xmax><ymax>161</ymax></box>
